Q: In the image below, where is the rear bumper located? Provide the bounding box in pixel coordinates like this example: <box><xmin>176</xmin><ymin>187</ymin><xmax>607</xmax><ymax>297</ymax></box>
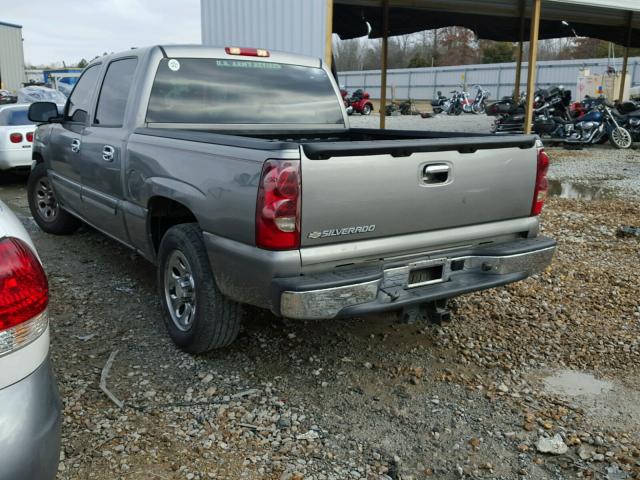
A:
<box><xmin>275</xmin><ymin>236</ymin><xmax>556</xmax><ymax>320</ymax></box>
<box><xmin>0</xmin><ymin>358</ymin><xmax>61</xmax><ymax>480</ymax></box>
<box><xmin>0</xmin><ymin>148</ymin><xmax>32</xmax><ymax>170</ymax></box>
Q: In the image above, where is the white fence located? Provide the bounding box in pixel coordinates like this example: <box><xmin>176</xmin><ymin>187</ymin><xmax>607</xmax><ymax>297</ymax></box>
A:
<box><xmin>337</xmin><ymin>57</ymin><xmax>640</xmax><ymax>101</ymax></box>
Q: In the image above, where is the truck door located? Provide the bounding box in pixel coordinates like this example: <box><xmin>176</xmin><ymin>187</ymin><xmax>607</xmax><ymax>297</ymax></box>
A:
<box><xmin>78</xmin><ymin>57</ymin><xmax>138</xmax><ymax>242</ymax></box>
<box><xmin>47</xmin><ymin>64</ymin><xmax>101</xmax><ymax>217</ymax></box>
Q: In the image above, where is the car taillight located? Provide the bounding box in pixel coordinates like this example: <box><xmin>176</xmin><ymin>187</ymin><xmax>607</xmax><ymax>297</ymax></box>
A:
<box><xmin>225</xmin><ymin>46</ymin><xmax>270</xmax><ymax>57</ymax></box>
<box><xmin>531</xmin><ymin>147</ymin><xmax>550</xmax><ymax>216</ymax></box>
<box><xmin>9</xmin><ymin>133</ymin><xmax>22</xmax><ymax>143</ymax></box>
<box><xmin>0</xmin><ymin>237</ymin><xmax>49</xmax><ymax>356</ymax></box>
<box><xmin>26</xmin><ymin>132</ymin><xmax>34</xmax><ymax>142</ymax></box>
<box><xmin>256</xmin><ymin>160</ymin><xmax>301</xmax><ymax>250</ymax></box>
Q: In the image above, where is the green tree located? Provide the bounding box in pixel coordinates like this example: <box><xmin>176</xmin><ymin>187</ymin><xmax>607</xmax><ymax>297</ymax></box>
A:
<box><xmin>480</xmin><ymin>41</ymin><xmax>515</xmax><ymax>63</ymax></box>
<box><xmin>407</xmin><ymin>52</ymin><xmax>429</xmax><ymax>68</ymax></box>
<box><xmin>77</xmin><ymin>58</ymin><xmax>88</xmax><ymax>68</ymax></box>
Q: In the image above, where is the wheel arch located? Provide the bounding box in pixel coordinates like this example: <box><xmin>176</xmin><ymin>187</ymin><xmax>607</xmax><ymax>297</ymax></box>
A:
<box><xmin>147</xmin><ymin>195</ymin><xmax>200</xmax><ymax>255</ymax></box>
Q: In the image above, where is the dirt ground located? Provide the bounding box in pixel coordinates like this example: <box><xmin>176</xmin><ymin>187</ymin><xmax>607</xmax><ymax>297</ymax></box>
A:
<box><xmin>0</xmin><ymin>146</ymin><xmax>639</xmax><ymax>480</ymax></box>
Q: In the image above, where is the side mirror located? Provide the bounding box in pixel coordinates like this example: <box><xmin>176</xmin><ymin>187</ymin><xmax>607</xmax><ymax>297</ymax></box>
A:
<box><xmin>28</xmin><ymin>102</ymin><xmax>61</xmax><ymax>123</ymax></box>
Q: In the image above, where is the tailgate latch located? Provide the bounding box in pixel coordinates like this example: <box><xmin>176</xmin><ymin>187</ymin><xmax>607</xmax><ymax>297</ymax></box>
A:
<box><xmin>421</xmin><ymin>163</ymin><xmax>451</xmax><ymax>185</ymax></box>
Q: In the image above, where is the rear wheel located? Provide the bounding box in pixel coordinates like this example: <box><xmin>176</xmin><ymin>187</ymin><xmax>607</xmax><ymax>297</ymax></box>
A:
<box><xmin>361</xmin><ymin>104</ymin><xmax>372</xmax><ymax>115</ymax></box>
<box><xmin>609</xmin><ymin>127</ymin><xmax>632</xmax><ymax>149</ymax></box>
<box><xmin>157</xmin><ymin>223</ymin><xmax>243</xmax><ymax>353</ymax></box>
<box><xmin>28</xmin><ymin>163</ymin><xmax>81</xmax><ymax>235</ymax></box>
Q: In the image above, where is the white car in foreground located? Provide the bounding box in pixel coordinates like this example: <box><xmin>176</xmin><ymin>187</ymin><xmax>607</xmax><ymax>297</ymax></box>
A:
<box><xmin>0</xmin><ymin>104</ymin><xmax>35</xmax><ymax>171</ymax></box>
<box><xmin>0</xmin><ymin>199</ymin><xmax>60</xmax><ymax>479</ymax></box>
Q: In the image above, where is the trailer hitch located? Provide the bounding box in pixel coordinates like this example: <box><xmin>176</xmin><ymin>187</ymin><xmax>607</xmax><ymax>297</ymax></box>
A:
<box><xmin>400</xmin><ymin>299</ymin><xmax>451</xmax><ymax>325</ymax></box>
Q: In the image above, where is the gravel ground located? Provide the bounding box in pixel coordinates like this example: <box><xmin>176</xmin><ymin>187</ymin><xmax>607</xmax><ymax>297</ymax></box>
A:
<box><xmin>0</xmin><ymin>140</ymin><xmax>639</xmax><ymax>480</ymax></box>
<box><xmin>348</xmin><ymin>113</ymin><xmax>494</xmax><ymax>134</ymax></box>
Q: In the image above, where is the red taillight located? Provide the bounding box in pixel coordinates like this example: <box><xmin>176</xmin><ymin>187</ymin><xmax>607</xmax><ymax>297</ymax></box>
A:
<box><xmin>0</xmin><ymin>237</ymin><xmax>48</xmax><ymax>331</ymax></box>
<box><xmin>9</xmin><ymin>133</ymin><xmax>22</xmax><ymax>143</ymax></box>
<box><xmin>225</xmin><ymin>46</ymin><xmax>270</xmax><ymax>57</ymax></box>
<box><xmin>26</xmin><ymin>132</ymin><xmax>34</xmax><ymax>142</ymax></box>
<box><xmin>531</xmin><ymin>148</ymin><xmax>550</xmax><ymax>216</ymax></box>
<box><xmin>256</xmin><ymin>160</ymin><xmax>301</xmax><ymax>250</ymax></box>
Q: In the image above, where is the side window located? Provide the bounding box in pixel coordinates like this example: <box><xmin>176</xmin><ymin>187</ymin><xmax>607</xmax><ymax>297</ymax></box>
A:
<box><xmin>67</xmin><ymin>65</ymin><xmax>101</xmax><ymax>124</ymax></box>
<box><xmin>94</xmin><ymin>58</ymin><xmax>138</xmax><ymax>127</ymax></box>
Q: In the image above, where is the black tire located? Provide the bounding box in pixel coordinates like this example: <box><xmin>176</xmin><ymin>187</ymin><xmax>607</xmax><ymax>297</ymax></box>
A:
<box><xmin>361</xmin><ymin>103</ymin><xmax>372</xmax><ymax>115</ymax></box>
<box><xmin>157</xmin><ymin>223</ymin><xmax>243</xmax><ymax>353</ymax></box>
<box><xmin>28</xmin><ymin>163</ymin><xmax>81</xmax><ymax>235</ymax></box>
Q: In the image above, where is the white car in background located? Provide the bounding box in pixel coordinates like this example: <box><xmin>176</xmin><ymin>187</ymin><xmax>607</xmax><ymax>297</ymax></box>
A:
<box><xmin>0</xmin><ymin>104</ymin><xmax>35</xmax><ymax>171</ymax></box>
<box><xmin>0</xmin><ymin>199</ymin><xmax>60</xmax><ymax>479</ymax></box>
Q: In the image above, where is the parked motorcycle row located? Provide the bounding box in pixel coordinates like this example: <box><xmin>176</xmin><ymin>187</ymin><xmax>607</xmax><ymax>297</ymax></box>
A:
<box><xmin>431</xmin><ymin>85</ymin><xmax>490</xmax><ymax>115</ymax></box>
<box><xmin>487</xmin><ymin>86</ymin><xmax>639</xmax><ymax>149</ymax></box>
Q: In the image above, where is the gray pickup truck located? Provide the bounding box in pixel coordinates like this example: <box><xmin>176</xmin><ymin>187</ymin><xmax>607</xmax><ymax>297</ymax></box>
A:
<box><xmin>27</xmin><ymin>45</ymin><xmax>555</xmax><ymax>353</ymax></box>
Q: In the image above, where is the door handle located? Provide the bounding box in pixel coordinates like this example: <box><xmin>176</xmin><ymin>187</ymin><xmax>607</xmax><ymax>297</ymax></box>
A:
<box><xmin>422</xmin><ymin>163</ymin><xmax>451</xmax><ymax>184</ymax></box>
<box><xmin>102</xmin><ymin>145</ymin><xmax>115</xmax><ymax>162</ymax></box>
<box><xmin>71</xmin><ymin>138</ymin><xmax>81</xmax><ymax>153</ymax></box>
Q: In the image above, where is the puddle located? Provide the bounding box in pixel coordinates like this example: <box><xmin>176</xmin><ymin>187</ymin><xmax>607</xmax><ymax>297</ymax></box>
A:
<box><xmin>535</xmin><ymin>369</ymin><xmax>640</xmax><ymax>432</ymax></box>
<box><xmin>548</xmin><ymin>179</ymin><xmax>612</xmax><ymax>200</ymax></box>
<box><xmin>543</xmin><ymin>370</ymin><xmax>613</xmax><ymax>397</ymax></box>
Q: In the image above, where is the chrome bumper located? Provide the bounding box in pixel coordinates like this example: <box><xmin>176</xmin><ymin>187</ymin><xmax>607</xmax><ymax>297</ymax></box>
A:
<box><xmin>279</xmin><ymin>242</ymin><xmax>555</xmax><ymax>320</ymax></box>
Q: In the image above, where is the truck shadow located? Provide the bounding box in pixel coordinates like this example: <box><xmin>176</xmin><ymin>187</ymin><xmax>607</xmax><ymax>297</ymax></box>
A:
<box><xmin>0</xmin><ymin>170</ymin><xmax>29</xmax><ymax>187</ymax></box>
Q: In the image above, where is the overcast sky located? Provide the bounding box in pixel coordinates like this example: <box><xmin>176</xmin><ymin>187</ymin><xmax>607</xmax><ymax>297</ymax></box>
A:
<box><xmin>2</xmin><ymin>0</ymin><xmax>201</xmax><ymax>66</ymax></box>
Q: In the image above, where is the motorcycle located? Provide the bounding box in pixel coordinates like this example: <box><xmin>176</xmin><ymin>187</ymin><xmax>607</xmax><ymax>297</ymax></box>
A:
<box><xmin>471</xmin><ymin>85</ymin><xmax>490</xmax><ymax>114</ymax></box>
<box><xmin>486</xmin><ymin>93</ymin><xmax>525</xmax><ymax>118</ymax></box>
<box><xmin>385</xmin><ymin>99</ymin><xmax>417</xmax><ymax>116</ymax></box>
<box><xmin>451</xmin><ymin>88</ymin><xmax>474</xmax><ymax>115</ymax></box>
<box><xmin>340</xmin><ymin>88</ymin><xmax>354</xmax><ymax>115</ymax></box>
<box><xmin>490</xmin><ymin>87</ymin><xmax>570</xmax><ymax>134</ymax></box>
<box><xmin>346</xmin><ymin>88</ymin><xmax>374</xmax><ymax>115</ymax></box>
<box><xmin>534</xmin><ymin>100</ymin><xmax>633</xmax><ymax>149</ymax></box>
<box><xmin>614</xmin><ymin>100</ymin><xmax>640</xmax><ymax>142</ymax></box>
<box><xmin>430</xmin><ymin>91</ymin><xmax>449</xmax><ymax>114</ymax></box>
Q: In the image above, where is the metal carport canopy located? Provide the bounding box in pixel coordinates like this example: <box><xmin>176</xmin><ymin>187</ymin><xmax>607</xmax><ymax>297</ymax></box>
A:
<box><xmin>331</xmin><ymin>0</ymin><xmax>639</xmax><ymax>132</ymax></box>
<box><xmin>333</xmin><ymin>0</ymin><xmax>640</xmax><ymax>47</ymax></box>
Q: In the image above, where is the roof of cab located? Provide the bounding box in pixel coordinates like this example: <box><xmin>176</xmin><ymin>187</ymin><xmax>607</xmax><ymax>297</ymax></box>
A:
<box><xmin>89</xmin><ymin>45</ymin><xmax>322</xmax><ymax>69</ymax></box>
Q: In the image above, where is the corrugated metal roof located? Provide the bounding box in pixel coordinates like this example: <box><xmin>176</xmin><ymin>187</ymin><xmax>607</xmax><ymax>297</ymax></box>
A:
<box><xmin>334</xmin><ymin>0</ymin><xmax>640</xmax><ymax>46</ymax></box>
<box><xmin>0</xmin><ymin>20</ymin><xmax>22</xmax><ymax>29</ymax></box>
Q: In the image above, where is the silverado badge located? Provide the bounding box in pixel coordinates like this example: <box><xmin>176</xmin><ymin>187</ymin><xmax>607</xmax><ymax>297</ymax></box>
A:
<box><xmin>308</xmin><ymin>225</ymin><xmax>376</xmax><ymax>239</ymax></box>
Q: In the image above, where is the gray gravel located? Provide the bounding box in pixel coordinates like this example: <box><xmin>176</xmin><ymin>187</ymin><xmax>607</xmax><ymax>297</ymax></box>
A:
<box><xmin>0</xmin><ymin>139</ymin><xmax>639</xmax><ymax>479</ymax></box>
<box><xmin>348</xmin><ymin>112</ymin><xmax>494</xmax><ymax>134</ymax></box>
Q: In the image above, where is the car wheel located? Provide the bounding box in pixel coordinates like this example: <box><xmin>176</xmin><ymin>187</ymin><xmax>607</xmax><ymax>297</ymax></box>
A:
<box><xmin>157</xmin><ymin>223</ymin><xmax>243</xmax><ymax>353</ymax></box>
<box><xmin>28</xmin><ymin>163</ymin><xmax>81</xmax><ymax>235</ymax></box>
<box><xmin>609</xmin><ymin>127</ymin><xmax>632</xmax><ymax>149</ymax></box>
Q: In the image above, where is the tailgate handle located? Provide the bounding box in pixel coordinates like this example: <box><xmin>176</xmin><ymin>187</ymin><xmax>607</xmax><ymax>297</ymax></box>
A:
<box><xmin>422</xmin><ymin>164</ymin><xmax>450</xmax><ymax>184</ymax></box>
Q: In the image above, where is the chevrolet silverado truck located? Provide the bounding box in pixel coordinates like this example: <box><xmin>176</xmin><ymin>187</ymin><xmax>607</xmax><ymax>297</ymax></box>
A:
<box><xmin>27</xmin><ymin>45</ymin><xmax>555</xmax><ymax>353</ymax></box>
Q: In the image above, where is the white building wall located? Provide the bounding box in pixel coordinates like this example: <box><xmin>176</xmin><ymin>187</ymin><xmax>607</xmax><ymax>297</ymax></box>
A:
<box><xmin>0</xmin><ymin>22</ymin><xmax>26</xmax><ymax>92</ymax></box>
<box><xmin>338</xmin><ymin>57</ymin><xmax>640</xmax><ymax>101</ymax></box>
<box><xmin>201</xmin><ymin>0</ymin><xmax>328</xmax><ymax>60</ymax></box>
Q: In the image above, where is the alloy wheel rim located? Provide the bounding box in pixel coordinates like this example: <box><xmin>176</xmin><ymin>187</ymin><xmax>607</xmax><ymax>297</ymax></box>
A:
<box><xmin>35</xmin><ymin>177</ymin><xmax>59</xmax><ymax>222</ymax></box>
<box><xmin>613</xmin><ymin>128</ymin><xmax>631</xmax><ymax>148</ymax></box>
<box><xmin>164</xmin><ymin>250</ymin><xmax>197</xmax><ymax>332</ymax></box>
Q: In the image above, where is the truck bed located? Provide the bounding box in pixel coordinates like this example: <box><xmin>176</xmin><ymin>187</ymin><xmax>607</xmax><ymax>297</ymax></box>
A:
<box><xmin>134</xmin><ymin>127</ymin><xmax>540</xmax><ymax>248</ymax></box>
<box><xmin>135</xmin><ymin>127</ymin><xmax>537</xmax><ymax>159</ymax></box>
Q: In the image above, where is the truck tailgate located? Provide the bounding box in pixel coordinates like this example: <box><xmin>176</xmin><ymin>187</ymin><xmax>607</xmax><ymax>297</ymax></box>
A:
<box><xmin>299</xmin><ymin>136</ymin><xmax>538</xmax><ymax>247</ymax></box>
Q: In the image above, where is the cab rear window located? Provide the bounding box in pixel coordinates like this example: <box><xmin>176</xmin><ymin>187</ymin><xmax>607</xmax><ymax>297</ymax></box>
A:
<box><xmin>146</xmin><ymin>58</ymin><xmax>344</xmax><ymax>125</ymax></box>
